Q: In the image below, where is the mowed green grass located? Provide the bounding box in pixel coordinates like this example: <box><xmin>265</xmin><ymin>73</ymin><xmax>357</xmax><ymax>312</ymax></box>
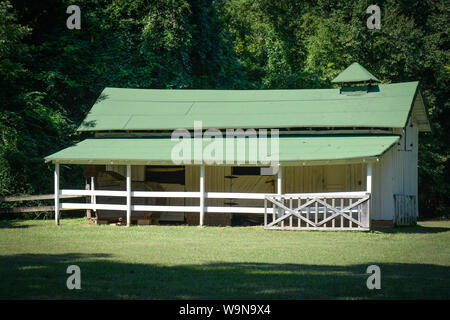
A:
<box><xmin>0</xmin><ymin>218</ymin><xmax>449</xmax><ymax>299</ymax></box>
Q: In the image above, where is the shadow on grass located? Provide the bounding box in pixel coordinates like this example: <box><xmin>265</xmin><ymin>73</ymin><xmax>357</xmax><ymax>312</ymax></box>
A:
<box><xmin>378</xmin><ymin>224</ymin><xmax>449</xmax><ymax>235</ymax></box>
<box><xmin>0</xmin><ymin>253</ymin><xmax>449</xmax><ymax>300</ymax></box>
<box><xmin>0</xmin><ymin>220</ymin><xmax>31</xmax><ymax>229</ymax></box>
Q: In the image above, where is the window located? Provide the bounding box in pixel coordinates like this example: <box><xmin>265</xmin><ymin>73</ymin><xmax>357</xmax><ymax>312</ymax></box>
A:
<box><xmin>145</xmin><ymin>166</ymin><xmax>185</xmax><ymax>184</ymax></box>
<box><xmin>232</xmin><ymin>166</ymin><xmax>275</xmax><ymax>176</ymax></box>
<box><xmin>232</xmin><ymin>167</ymin><xmax>260</xmax><ymax>176</ymax></box>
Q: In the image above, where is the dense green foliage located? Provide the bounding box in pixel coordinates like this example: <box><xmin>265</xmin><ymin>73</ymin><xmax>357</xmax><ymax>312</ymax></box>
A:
<box><xmin>0</xmin><ymin>0</ymin><xmax>448</xmax><ymax>217</ymax></box>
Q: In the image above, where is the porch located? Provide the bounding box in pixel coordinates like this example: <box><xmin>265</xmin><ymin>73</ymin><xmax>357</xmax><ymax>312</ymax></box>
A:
<box><xmin>53</xmin><ymin>163</ymin><xmax>373</xmax><ymax>230</ymax></box>
<box><xmin>45</xmin><ymin>134</ymin><xmax>396</xmax><ymax>230</ymax></box>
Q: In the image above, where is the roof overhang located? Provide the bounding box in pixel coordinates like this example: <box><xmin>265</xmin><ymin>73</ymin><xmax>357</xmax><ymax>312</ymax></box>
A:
<box><xmin>45</xmin><ymin>135</ymin><xmax>400</xmax><ymax>166</ymax></box>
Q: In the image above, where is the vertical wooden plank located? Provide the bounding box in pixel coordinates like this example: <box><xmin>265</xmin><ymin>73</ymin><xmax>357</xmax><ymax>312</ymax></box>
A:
<box><xmin>349</xmin><ymin>198</ymin><xmax>353</xmax><ymax>229</ymax></box>
<box><xmin>298</xmin><ymin>166</ymin><xmax>303</xmax><ymax>192</ymax></box>
<box><xmin>304</xmin><ymin>167</ymin><xmax>310</xmax><ymax>193</ymax></box>
<box><xmin>409</xmin><ymin>196</ymin><xmax>412</xmax><ymax>224</ymax></box>
<box><xmin>54</xmin><ymin>163</ymin><xmax>60</xmax><ymax>225</ymax></box>
<box><xmin>85</xmin><ymin>181</ymin><xmax>91</xmax><ymax>219</ymax></box>
<box><xmin>358</xmin><ymin>202</ymin><xmax>361</xmax><ymax>229</ymax></box>
<box><xmin>90</xmin><ymin>176</ymin><xmax>96</xmax><ymax>210</ymax></box>
<box><xmin>185</xmin><ymin>165</ymin><xmax>200</xmax><ymax>213</ymax></box>
<box><xmin>126</xmin><ymin>165</ymin><xmax>131</xmax><ymax>227</ymax></box>
<box><xmin>394</xmin><ymin>195</ymin><xmax>397</xmax><ymax>225</ymax></box>
<box><xmin>405</xmin><ymin>196</ymin><xmax>408</xmax><ymax>225</ymax></box>
<box><xmin>283</xmin><ymin>167</ymin><xmax>291</xmax><ymax>193</ymax></box>
<box><xmin>403</xmin><ymin>196</ymin><xmax>406</xmax><ymax>225</ymax></box>
<box><xmin>406</xmin><ymin>196</ymin><xmax>409</xmax><ymax>225</ymax></box>
<box><xmin>332</xmin><ymin>198</ymin><xmax>335</xmax><ymax>228</ymax></box>
<box><xmin>272</xmin><ymin>202</ymin><xmax>275</xmax><ymax>224</ymax></box>
<box><xmin>345</xmin><ymin>164</ymin><xmax>351</xmax><ymax>191</ymax></box>
<box><xmin>307</xmin><ymin>198</ymin><xmax>310</xmax><ymax>227</ymax></box>
<box><xmin>199</xmin><ymin>165</ymin><xmax>205</xmax><ymax>226</ymax></box>
<box><xmin>340</xmin><ymin>198</ymin><xmax>344</xmax><ymax>229</ymax></box>
<box><xmin>264</xmin><ymin>198</ymin><xmax>267</xmax><ymax>227</ymax></box>
<box><xmin>396</xmin><ymin>195</ymin><xmax>399</xmax><ymax>225</ymax></box>
<box><xmin>408</xmin><ymin>196</ymin><xmax>411</xmax><ymax>225</ymax></box>
<box><xmin>314</xmin><ymin>198</ymin><xmax>318</xmax><ymax>225</ymax></box>
<box><xmin>400</xmin><ymin>195</ymin><xmax>403</xmax><ymax>225</ymax></box>
<box><xmin>277</xmin><ymin>166</ymin><xmax>282</xmax><ymax>227</ymax></box>
<box><xmin>289</xmin><ymin>197</ymin><xmax>293</xmax><ymax>227</ymax></box>
<box><xmin>402</xmin><ymin>196</ymin><xmax>408</xmax><ymax>225</ymax></box>
<box><xmin>360</xmin><ymin>199</ymin><xmax>366</xmax><ymax>228</ymax></box>
<box><xmin>298</xmin><ymin>198</ymin><xmax>301</xmax><ymax>227</ymax></box>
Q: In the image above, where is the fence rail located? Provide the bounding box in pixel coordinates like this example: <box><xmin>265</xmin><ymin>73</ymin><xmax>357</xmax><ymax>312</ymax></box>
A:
<box><xmin>58</xmin><ymin>190</ymin><xmax>276</xmax><ymax>215</ymax></box>
<box><xmin>0</xmin><ymin>191</ymin><xmax>280</xmax><ymax>215</ymax></box>
<box><xmin>0</xmin><ymin>194</ymin><xmax>84</xmax><ymax>214</ymax></box>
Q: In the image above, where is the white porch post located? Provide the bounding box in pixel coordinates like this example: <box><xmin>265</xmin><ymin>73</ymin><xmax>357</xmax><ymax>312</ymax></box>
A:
<box><xmin>365</xmin><ymin>162</ymin><xmax>373</xmax><ymax>228</ymax></box>
<box><xmin>90</xmin><ymin>176</ymin><xmax>96</xmax><ymax>211</ymax></box>
<box><xmin>54</xmin><ymin>163</ymin><xmax>60</xmax><ymax>225</ymax></box>
<box><xmin>199</xmin><ymin>166</ymin><xmax>205</xmax><ymax>226</ymax></box>
<box><xmin>277</xmin><ymin>165</ymin><xmax>282</xmax><ymax>222</ymax></box>
<box><xmin>126</xmin><ymin>165</ymin><xmax>131</xmax><ymax>227</ymax></box>
<box><xmin>366</xmin><ymin>163</ymin><xmax>372</xmax><ymax>193</ymax></box>
<box><xmin>277</xmin><ymin>165</ymin><xmax>282</xmax><ymax>195</ymax></box>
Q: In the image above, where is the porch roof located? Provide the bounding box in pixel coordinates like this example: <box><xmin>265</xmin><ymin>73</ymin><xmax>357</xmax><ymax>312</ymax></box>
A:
<box><xmin>45</xmin><ymin>135</ymin><xmax>399</xmax><ymax>166</ymax></box>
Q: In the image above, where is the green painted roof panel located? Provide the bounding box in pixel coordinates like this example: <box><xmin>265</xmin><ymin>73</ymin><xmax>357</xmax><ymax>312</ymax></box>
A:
<box><xmin>45</xmin><ymin>135</ymin><xmax>399</xmax><ymax>164</ymax></box>
<box><xmin>78</xmin><ymin>82</ymin><xmax>419</xmax><ymax>131</ymax></box>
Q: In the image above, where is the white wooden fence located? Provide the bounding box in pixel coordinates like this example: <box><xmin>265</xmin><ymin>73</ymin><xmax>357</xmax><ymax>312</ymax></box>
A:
<box><xmin>58</xmin><ymin>189</ymin><xmax>278</xmax><ymax>214</ymax></box>
<box><xmin>264</xmin><ymin>192</ymin><xmax>371</xmax><ymax>231</ymax></box>
<box><xmin>56</xmin><ymin>189</ymin><xmax>371</xmax><ymax>230</ymax></box>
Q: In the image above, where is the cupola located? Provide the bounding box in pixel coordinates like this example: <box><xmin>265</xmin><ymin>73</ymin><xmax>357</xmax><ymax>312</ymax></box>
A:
<box><xmin>332</xmin><ymin>62</ymin><xmax>380</xmax><ymax>95</ymax></box>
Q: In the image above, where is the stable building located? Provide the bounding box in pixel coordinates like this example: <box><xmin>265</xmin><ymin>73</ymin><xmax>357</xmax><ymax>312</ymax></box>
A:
<box><xmin>45</xmin><ymin>63</ymin><xmax>430</xmax><ymax>230</ymax></box>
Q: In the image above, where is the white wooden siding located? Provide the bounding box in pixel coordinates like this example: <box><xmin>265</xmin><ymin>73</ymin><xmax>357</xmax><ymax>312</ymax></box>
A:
<box><xmin>370</xmin><ymin>116</ymin><xmax>419</xmax><ymax>221</ymax></box>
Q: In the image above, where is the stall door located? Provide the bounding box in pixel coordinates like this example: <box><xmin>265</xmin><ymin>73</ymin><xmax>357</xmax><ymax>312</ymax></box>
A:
<box><xmin>228</xmin><ymin>167</ymin><xmax>275</xmax><ymax>209</ymax></box>
<box><xmin>324</xmin><ymin>165</ymin><xmax>347</xmax><ymax>192</ymax></box>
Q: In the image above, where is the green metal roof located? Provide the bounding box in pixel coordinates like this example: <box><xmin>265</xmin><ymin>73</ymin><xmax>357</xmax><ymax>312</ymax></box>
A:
<box><xmin>77</xmin><ymin>81</ymin><xmax>419</xmax><ymax>131</ymax></box>
<box><xmin>331</xmin><ymin>62</ymin><xmax>381</xmax><ymax>83</ymax></box>
<box><xmin>45</xmin><ymin>135</ymin><xmax>399</xmax><ymax>165</ymax></box>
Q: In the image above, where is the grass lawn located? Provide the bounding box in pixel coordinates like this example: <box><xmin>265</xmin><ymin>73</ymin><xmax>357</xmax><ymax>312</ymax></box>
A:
<box><xmin>0</xmin><ymin>218</ymin><xmax>449</xmax><ymax>299</ymax></box>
